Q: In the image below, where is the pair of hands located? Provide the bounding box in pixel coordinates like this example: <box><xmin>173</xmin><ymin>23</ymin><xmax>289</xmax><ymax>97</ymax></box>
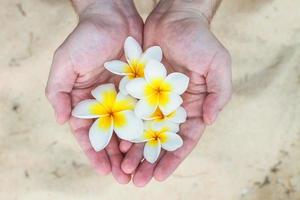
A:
<box><xmin>46</xmin><ymin>0</ymin><xmax>232</xmax><ymax>187</ymax></box>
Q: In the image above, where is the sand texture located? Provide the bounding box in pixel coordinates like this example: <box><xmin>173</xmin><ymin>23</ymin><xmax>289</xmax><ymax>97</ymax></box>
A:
<box><xmin>0</xmin><ymin>0</ymin><xmax>299</xmax><ymax>199</ymax></box>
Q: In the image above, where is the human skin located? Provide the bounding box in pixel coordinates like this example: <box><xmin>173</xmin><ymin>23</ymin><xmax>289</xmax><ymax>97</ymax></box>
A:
<box><xmin>45</xmin><ymin>0</ymin><xmax>232</xmax><ymax>186</ymax></box>
<box><xmin>45</xmin><ymin>0</ymin><xmax>143</xmax><ymax>184</ymax></box>
<box><xmin>120</xmin><ymin>0</ymin><xmax>232</xmax><ymax>187</ymax></box>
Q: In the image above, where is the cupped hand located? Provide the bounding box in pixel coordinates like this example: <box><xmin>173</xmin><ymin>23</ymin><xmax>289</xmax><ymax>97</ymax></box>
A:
<box><xmin>45</xmin><ymin>1</ymin><xmax>143</xmax><ymax>184</ymax></box>
<box><xmin>121</xmin><ymin>1</ymin><xmax>232</xmax><ymax>186</ymax></box>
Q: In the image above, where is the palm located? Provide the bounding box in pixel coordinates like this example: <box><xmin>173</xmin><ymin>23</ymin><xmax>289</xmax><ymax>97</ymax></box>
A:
<box><xmin>122</xmin><ymin>10</ymin><xmax>231</xmax><ymax>186</ymax></box>
<box><xmin>68</xmin><ymin>21</ymin><xmax>125</xmax><ymax>103</ymax></box>
<box><xmin>47</xmin><ymin>14</ymin><xmax>143</xmax><ymax>184</ymax></box>
<box><xmin>145</xmin><ymin>16</ymin><xmax>210</xmax><ymax>181</ymax></box>
<box><xmin>68</xmin><ymin>20</ymin><xmax>124</xmax><ymax>179</ymax></box>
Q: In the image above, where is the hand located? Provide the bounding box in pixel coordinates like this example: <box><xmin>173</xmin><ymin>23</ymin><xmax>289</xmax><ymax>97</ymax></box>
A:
<box><xmin>121</xmin><ymin>0</ymin><xmax>232</xmax><ymax>186</ymax></box>
<box><xmin>45</xmin><ymin>0</ymin><xmax>143</xmax><ymax>184</ymax></box>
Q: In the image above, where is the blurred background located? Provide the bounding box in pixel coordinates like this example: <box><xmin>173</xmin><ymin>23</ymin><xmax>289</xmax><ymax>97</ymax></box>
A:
<box><xmin>0</xmin><ymin>0</ymin><xmax>299</xmax><ymax>199</ymax></box>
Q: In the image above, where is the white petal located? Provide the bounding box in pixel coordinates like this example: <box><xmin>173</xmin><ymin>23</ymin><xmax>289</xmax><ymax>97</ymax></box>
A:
<box><xmin>114</xmin><ymin>92</ymin><xmax>136</xmax><ymax>111</ymax></box>
<box><xmin>144</xmin><ymin>60</ymin><xmax>167</xmax><ymax>82</ymax></box>
<box><xmin>124</xmin><ymin>36</ymin><xmax>142</xmax><ymax>61</ymax></box>
<box><xmin>89</xmin><ymin>118</ymin><xmax>113</xmax><ymax>151</ymax></box>
<box><xmin>167</xmin><ymin>122</ymin><xmax>180</xmax><ymax>133</ymax></box>
<box><xmin>130</xmin><ymin>130</ymin><xmax>149</xmax><ymax>143</ymax></box>
<box><xmin>135</xmin><ymin>99</ymin><xmax>157</xmax><ymax>119</ymax></box>
<box><xmin>143</xmin><ymin>120</ymin><xmax>155</xmax><ymax>131</ymax></box>
<box><xmin>130</xmin><ymin>137</ymin><xmax>149</xmax><ymax>143</ymax></box>
<box><xmin>118</xmin><ymin>76</ymin><xmax>130</xmax><ymax>95</ymax></box>
<box><xmin>126</xmin><ymin>78</ymin><xmax>147</xmax><ymax>99</ymax></box>
<box><xmin>161</xmin><ymin>132</ymin><xmax>183</xmax><ymax>151</ymax></box>
<box><xmin>145</xmin><ymin>121</ymin><xmax>179</xmax><ymax>133</ymax></box>
<box><xmin>115</xmin><ymin>92</ymin><xmax>136</xmax><ymax>105</ymax></box>
<box><xmin>113</xmin><ymin>110</ymin><xmax>143</xmax><ymax>141</ymax></box>
<box><xmin>159</xmin><ymin>93</ymin><xmax>183</xmax><ymax>115</ymax></box>
<box><xmin>163</xmin><ymin>121</ymin><xmax>180</xmax><ymax>133</ymax></box>
<box><xmin>72</xmin><ymin>99</ymin><xmax>105</xmax><ymax>119</ymax></box>
<box><xmin>91</xmin><ymin>84</ymin><xmax>116</xmax><ymax>103</ymax></box>
<box><xmin>140</xmin><ymin>46</ymin><xmax>162</xmax><ymax>63</ymax></box>
<box><xmin>104</xmin><ymin>60</ymin><xmax>128</xmax><ymax>75</ymax></box>
<box><xmin>144</xmin><ymin>140</ymin><xmax>161</xmax><ymax>163</ymax></box>
<box><xmin>165</xmin><ymin>72</ymin><xmax>190</xmax><ymax>95</ymax></box>
<box><xmin>169</xmin><ymin>106</ymin><xmax>187</xmax><ymax>124</ymax></box>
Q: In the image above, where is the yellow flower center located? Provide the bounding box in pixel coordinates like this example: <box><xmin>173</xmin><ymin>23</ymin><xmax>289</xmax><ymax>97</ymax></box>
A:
<box><xmin>125</xmin><ymin>59</ymin><xmax>145</xmax><ymax>79</ymax></box>
<box><xmin>151</xmin><ymin>108</ymin><xmax>165</xmax><ymax>120</ymax></box>
<box><xmin>149</xmin><ymin>108</ymin><xmax>176</xmax><ymax>121</ymax></box>
<box><xmin>89</xmin><ymin>90</ymin><xmax>135</xmax><ymax>130</ymax></box>
<box><xmin>144</xmin><ymin>78</ymin><xmax>172</xmax><ymax>106</ymax></box>
<box><xmin>144</xmin><ymin>128</ymin><xmax>169</xmax><ymax>146</ymax></box>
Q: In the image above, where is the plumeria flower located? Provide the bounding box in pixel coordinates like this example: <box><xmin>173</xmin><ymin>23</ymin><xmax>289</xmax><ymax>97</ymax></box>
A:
<box><xmin>104</xmin><ymin>36</ymin><xmax>162</xmax><ymax>94</ymax></box>
<box><xmin>144</xmin><ymin>106</ymin><xmax>187</xmax><ymax>124</ymax></box>
<box><xmin>134</xmin><ymin>121</ymin><xmax>183</xmax><ymax>163</ymax></box>
<box><xmin>72</xmin><ymin>84</ymin><xmax>143</xmax><ymax>151</ymax></box>
<box><xmin>126</xmin><ymin>60</ymin><xmax>190</xmax><ymax>118</ymax></box>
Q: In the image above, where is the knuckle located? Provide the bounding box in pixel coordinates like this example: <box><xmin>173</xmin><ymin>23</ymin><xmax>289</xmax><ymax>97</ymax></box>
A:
<box><xmin>224</xmin><ymin>86</ymin><xmax>233</xmax><ymax>103</ymax></box>
<box><xmin>227</xmin><ymin>88</ymin><xmax>233</xmax><ymax>101</ymax></box>
<box><xmin>53</xmin><ymin>47</ymin><xmax>64</xmax><ymax>61</ymax></box>
<box><xmin>221</xmin><ymin>48</ymin><xmax>232</xmax><ymax>66</ymax></box>
<box><xmin>45</xmin><ymin>84</ymin><xmax>57</xmax><ymax>104</ymax></box>
<box><xmin>219</xmin><ymin>48</ymin><xmax>233</xmax><ymax>102</ymax></box>
<box><xmin>44</xmin><ymin>86</ymin><xmax>52</xmax><ymax>100</ymax></box>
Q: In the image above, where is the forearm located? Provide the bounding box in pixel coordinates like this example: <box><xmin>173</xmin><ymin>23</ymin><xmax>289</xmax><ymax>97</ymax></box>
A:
<box><xmin>157</xmin><ymin>0</ymin><xmax>222</xmax><ymax>22</ymax></box>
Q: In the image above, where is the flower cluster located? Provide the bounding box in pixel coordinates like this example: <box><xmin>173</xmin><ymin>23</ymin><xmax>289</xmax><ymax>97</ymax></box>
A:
<box><xmin>72</xmin><ymin>37</ymin><xmax>189</xmax><ymax>163</ymax></box>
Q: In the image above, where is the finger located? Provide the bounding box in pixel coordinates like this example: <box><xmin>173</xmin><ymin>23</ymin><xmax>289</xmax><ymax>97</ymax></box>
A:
<box><xmin>203</xmin><ymin>51</ymin><xmax>232</xmax><ymax>124</ymax></box>
<box><xmin>132</xmin><ymin>152</ymin><xmax>165</xmax><ymax>187</ymax></box>
<box><xmin>106</xmin><ymin>135</ymin><xmax>131</xmax><ymax>184</ymax></box>
<box><xmin>119</xmin><ymin>140</ymin><xmax>133</xmax><ymax>153</ymax></box>
<box><xmin>121</xmin><ymin>143</ymin><xmax>144</xmax><ymax>174</ymax></box>
<box><xmin>70</xmin><ymin>117</ymin><xmax>111</xmax><ymax>175</ymax></box>
<box><xmin>154</xmin><ymin>118</ymin><xmax>205</xmax><ymax>181</ymax></box>
<box><xmin>46</xmin><ymin>47</ymin><xmax>77</xmax><ymax>124</ymax></box>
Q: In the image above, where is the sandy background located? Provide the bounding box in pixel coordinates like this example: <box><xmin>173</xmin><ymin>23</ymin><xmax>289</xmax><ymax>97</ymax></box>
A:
<box><xmin>0</xmin><ymin>0</ymin><xmax>299</xmax><ymax>199</ymax></box>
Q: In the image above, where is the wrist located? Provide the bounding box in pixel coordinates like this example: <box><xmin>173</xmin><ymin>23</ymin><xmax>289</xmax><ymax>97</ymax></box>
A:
<box><xmin>71</xmin><ymin>0</ymin><xmax>137</xmax><ymax>18</ymax></box>
<box><xmin>71</xmin><ymin>0</ymin><xmax>97</xmax><ymax>14</ymax></box>
<box><xmin>156</xmin><ymin>0</ymin><xmax>221</xmax><ymax>23</ymax></box>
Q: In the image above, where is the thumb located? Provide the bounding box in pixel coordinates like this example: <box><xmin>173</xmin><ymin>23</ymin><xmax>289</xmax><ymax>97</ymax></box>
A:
<box><xmin>46</xmin><ymin>48</ymin><xmax>76</xmax><ymax>124</ymax></box>
<box><xmin>203</xmin><ymin>51</ymin><xmax>232</xmax><ymax>124</ymax></box>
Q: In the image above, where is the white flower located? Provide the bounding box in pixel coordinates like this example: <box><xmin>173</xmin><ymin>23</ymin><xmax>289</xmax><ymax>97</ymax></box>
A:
<box><xmin>144</xmin><ymin>106</ymin><xmax>187</xmax><ymax>122</ymax></box>
<box><xmin>71</xmin><ymin>37</ymin><xmax>189</xmax><ymax>156</ymax></box>
<box><xmin>134</xmin><ymin>122</ymin><xmax>183</xmax><ymax>163</ymax></box>
<box><xmin>104</xmin><ymin>36</ymin><xmax>162</xmax><ymax>94</ymax></box>
<box><xmin>126</xmin><ymin>60</ymin><xmax>190</xmax><ymax>119</ymax></box>
<box><xmin>72</xmin><ymin>84</ymin><xmax>143</xmax><ymax>151</ymax></box>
